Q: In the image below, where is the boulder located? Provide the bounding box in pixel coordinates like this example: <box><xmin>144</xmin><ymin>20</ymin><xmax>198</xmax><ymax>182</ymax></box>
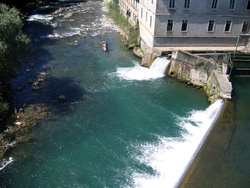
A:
<box><xmin>63</xmin><ymin>12</ymin><xmax>73</xmax><ymax>19</ymax></box>
<box><xmin>32</xmin><ymin>86</ymin><xmax>41</xmax><ymax>90</ymax></box>
<box><xmin>102</xmin><ymin>41</ymin><xmax>107</xmax><ymax>51</ymax></box>
<box><xmin>33</xmin><ymin>81</ymin><xmax>39</xmax><ymax>86</ymax></box>
<box><xmin>133</xmin><ymin>48</ymin><xmax>144</xmax><ymax>58</ymax></box>
<box><xmin>15</xmin><ymin>122</ymin><xmax>22</xmax><ymax>126</ymax></box>
<box><xmin>38</xmin><ymin>78</ymin><xmax>45</xmax><ymax>82</ymax></box>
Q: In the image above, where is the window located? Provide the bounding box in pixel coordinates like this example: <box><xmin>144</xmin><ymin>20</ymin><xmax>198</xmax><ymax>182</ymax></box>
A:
<box><xmin>167</xmin><ymin>19</ymin><xmax>173</xmax><ymax>31</ymax></box>
<box><xmin>247</xmin><ymin>0</ymin><xmax>250</xmax><ymax>10</ymax></box>
<box><xmin>208</xmin><ymin>20</ymin><xmax>215</xmax><ymax>32</ymax></box>
<box><xmin>141</xmin><ymin>8</ymin><xmax>143</xmax><ymax>18</ymax></box>
<box><xmin>169</xmin><ymin>0</ymin><xmax>175</xmax><ymax>8</ymax></box>
<box><xmin>229</xmin><ymin>0</ymin><xmax>236</xmax><ymax>10</ymax></box>
<box><xmin>184</xmin><ymin>0</ymin><xmax>190</xmax><ymax>8</ymax></box>
<box><xmin>152</xmin><ymin>0</ymin><xmax>153</xmax><ymax>4</ymax></box>
<box><xmin>150</xmin><ymin>16</ymin><xmax>152</xmax><ymax>28</ymax></box>
<box><xmin>146</xmin><ymin>12</ymin><xmax>148</xmax><ymax>22</ymax></box>
<box><xmin>181</xmin><ymin>20</ymin><xmax>188</xmax><ymax>32</ymax></box>
<box><xmin>211</xmin><ymin>0</ymin><xmax>218</xmax><ymax>9</ymax></box>
<box><xmin>242</xmin><ymin>21</ymin><xmax>249</xmax><ymax>33</ymax></box>
<box><xmin>224</xmin><ymin>20</ymin><xmax>232</xmax><ymax>32</ymax></box>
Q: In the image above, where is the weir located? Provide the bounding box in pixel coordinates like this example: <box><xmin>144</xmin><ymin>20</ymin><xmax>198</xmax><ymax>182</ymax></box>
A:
<box><xmin>149</xmin><ymin>57</ymin><xmax>170</xmax><ymax>75</ymax></box>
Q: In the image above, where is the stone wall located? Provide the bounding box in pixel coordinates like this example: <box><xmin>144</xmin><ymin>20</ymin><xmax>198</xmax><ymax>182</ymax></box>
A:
<box><xmin>168</xmin><ymin>51</ymin><xmax>232</xmax><ymax>103</ymax></box>
<box><xmin>141</xmin><ymin>49</ymin><xmax>160</xmax><ymax>67</ymax></box>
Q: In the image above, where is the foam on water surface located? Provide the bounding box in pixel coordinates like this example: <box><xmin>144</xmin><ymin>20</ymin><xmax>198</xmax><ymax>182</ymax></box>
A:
<box><xmin>131</xmin><ymin>100</ymin><xmax>224</xmax><ymax>188</ymax></box>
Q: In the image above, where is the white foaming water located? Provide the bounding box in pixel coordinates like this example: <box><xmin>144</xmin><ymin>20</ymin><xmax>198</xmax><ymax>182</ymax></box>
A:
<box><xmin>115</xmin><ymin>61</ymin><xmax>165</xmax><ymax>81</ymax></box>
<box><xmin>27</xmin><ymin>14</ymin><xmax>53</xmax><ymax>22</ymax></box>
<box><xmin>0</xmin><ymin>157</ymin><xmax>13</xmax><ymax>171</ymax></box>
<box><xmin>132</xmin><ymin>99</ymin><xmax>224</xmax><ymax>188</ymax></box>
<box><xmin>150</xmin><ymin>57</ymin><xmax>170</xmax><ymax>75</ymax></box>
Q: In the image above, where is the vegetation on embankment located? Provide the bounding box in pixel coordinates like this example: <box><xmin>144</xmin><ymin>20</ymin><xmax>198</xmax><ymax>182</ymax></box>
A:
<box><xmin>0</xmin><ymin>3</ymin><xmax>31</xmax><ymax>119</ymax></box>
<box><xmin>106</xmin><ymin>1</ymin><xmax>141</xmax><ymax>50</ymax></box>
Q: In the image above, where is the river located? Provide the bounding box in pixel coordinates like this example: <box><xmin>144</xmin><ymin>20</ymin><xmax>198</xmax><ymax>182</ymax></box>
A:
<box><xmin>0</xmin><ymin>1</ymin><xmax>243</xmax><ymax>187</ymax></box>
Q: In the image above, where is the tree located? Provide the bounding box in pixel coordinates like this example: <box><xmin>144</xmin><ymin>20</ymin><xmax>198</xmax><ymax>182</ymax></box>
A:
<box><xmin>0</xmin><ymin>3</ymin><xmax>30</xmax><ymax>113</ymax></box>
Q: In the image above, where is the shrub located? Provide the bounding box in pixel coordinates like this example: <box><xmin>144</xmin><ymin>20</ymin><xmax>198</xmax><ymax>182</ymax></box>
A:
<box><xmin>0</xmin><ymin>3</ymin><xmax>31</xmax><ymax>116</ymax></box>
<box><xmin>194</xmin><ymin>61</ymin><xmax>205</xmax><ymax>69</ymax></box>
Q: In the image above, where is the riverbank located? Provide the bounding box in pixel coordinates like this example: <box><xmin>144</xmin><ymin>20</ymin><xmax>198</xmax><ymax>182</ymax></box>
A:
<box><xmin>178</xmin><ymin>99</ymin><xmax>235</xmax><ymax>187</ymax></box>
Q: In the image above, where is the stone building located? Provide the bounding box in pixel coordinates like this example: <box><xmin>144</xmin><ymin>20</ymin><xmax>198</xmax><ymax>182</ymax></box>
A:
<box><xmin>119</xmin><ymin>0</ymin><xmax>139</xmax><ymax>25</ymax></box>
<box><xmin>124</xmin><ymin>0</ymin><xmax>250</xmax><ymax>50</ymax></box>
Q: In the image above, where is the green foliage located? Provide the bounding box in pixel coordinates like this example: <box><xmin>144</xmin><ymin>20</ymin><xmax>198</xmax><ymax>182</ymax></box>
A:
<box><xmin>194</xmin><ymin>61</ymin><xmax>205</xmax><ymax>69</ymax></box>
<box><xmin>107</xmin><ymin>1</ymin><xmax>128</xmax><ymax>29</ymax></box>
<box><xmin>0</xmin><ymin>3</ymin><xmax>31</xmax><ymax>83</ymax></box>
<box><xmin>0</xmin><ymin>3</ymin><xmax>30</xmax><ymax>115</ymax></box>
<box><xmin>128</xmin><ymin>30</ymin><xmax>139</xmax><ymax>46</ymax></box>
<box><xmin>106</xmin><ymin>1</ymin><xmax>140</xmax><ymax>47</ymax></box>
<box><xmin>0</xmin><ymin>101</ymin><xmax>9</xmax><ymax>113</ymax></box>
<box><xmin>205</xmin><ymin>67</ymin><xmax>211</xmax><ymax>79</ymax></box>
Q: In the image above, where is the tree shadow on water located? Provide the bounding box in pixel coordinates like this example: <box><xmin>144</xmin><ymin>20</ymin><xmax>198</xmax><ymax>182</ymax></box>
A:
<box><xmin>9</xmin><ymin>21</ymin><xmax>88</xmax><ymax>127</ymax></box>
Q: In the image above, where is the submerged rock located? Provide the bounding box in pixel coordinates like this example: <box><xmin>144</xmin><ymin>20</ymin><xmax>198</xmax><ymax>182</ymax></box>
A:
<box><xmin>28</xmin><ymin>79</ymin><xmax>34</xmax><ymax>84</ymax></box>
<box><xmin>32</xmin><ymin>86</ymin><xmax>41</xmax><ymax>90</ymax></box>
<box><xmin>58</xmin><ymin>95</ymin><xmax>67</xmax><ymax>101</ymax></box>
<box><xmin>38</xmin><ymin>78</ymin><xmax>45</xmax><ymax>82</ymax></box>
<box><xmin>28</xmin><ymin>63</ymin><xmax>35</xmax><ymax>68</ymax></box>
<box><xmin>17</xmin><ymin>86</ymin><xmax>23</xmax><ymax>91</ymax></box>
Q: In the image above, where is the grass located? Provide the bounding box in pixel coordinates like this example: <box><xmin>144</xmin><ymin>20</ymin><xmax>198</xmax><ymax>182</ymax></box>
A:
<box><xmin>106</xmin><ymin>1</ymin><xmax>139</xmax><ymax>47</ymax></box>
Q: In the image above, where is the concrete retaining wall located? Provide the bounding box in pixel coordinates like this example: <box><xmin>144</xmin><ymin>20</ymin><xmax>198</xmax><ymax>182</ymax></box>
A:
<box><xmin>168</xmin><ymin>51</ymin><xmax>232</xmax><ymax>103</ymax></box>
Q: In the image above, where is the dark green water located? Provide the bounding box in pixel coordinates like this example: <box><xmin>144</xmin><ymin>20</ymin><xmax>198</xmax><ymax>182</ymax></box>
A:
<box><xmin>213</xmin><ymin>78</ymin><xmax>250</xmax><ymax>187</ymax></box>
<box><xmin>0</xmin><ymin>1</ymin><xmax>227</xmax><ymax>187</ymax></box>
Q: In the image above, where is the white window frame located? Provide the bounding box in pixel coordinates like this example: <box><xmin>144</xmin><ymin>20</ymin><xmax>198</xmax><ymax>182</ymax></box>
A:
<box><xmin>211</xmin><ymin>0</ymin><xmax>218</xmax><ymax>9</ymax></box>
<box><xmin>181</xmin><ymin>19</ymin><xmax>188</xmax><ymax>32</ymax></box>
<box><xmin>229</xmin><ymin>0</ymin><xmax>236</xmax><ymax>10</ymax></box>
<box><xmin>169</xmin><ymin>0</ymin><xmax>176</xmax><ymax>9</ymax></box>
<box><xmin>208</xmin><ymin>20</ymin><xmax>215</xmax><ymax>32</ymax></box>
<box><xmin>167</xmin><ymin>19</ymin><xmax>174</xmax><ymax>32</ymax></box>
<box><xmin>224</xmin><ymin>20</ymin><xmax>232</xmax><ymax>32</ymax></box>
<box><xmin>184</xmin><ymin>0</ymin><xmax>191</xmax><ymax>9</ymax></box>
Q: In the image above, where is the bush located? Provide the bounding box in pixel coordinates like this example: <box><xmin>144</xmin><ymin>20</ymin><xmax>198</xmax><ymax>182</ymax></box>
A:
<box><xmin>0</xmin><ymin>101</ymin><xmax>9</xmax><ymax>114</ymax></box>
<box><xmin>0</xmin><ymin>3</ymin><xmax>31</xmax><ymax>114</ymax></box>
<box><xmin>107</xmin><ymin>1</ymin><xmax>128</xmax><ymax>29</ymax></box>
<box><xmin>0</xmin><ymin>3</ymin><xmax>30</xmax><ymax>83</ymax></box>
<box><xmin>194</xmin><ymin>61</ymin><xmax>205</xmax><ymax>69</ymax></box>
<box><xmin>106</xmin><ymin>1</ymin><xmax>139</xmax><ymax>47</ymax></box>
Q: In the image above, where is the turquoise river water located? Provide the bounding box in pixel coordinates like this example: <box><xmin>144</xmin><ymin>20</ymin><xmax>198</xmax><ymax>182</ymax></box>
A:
<box><xmin>0</xmin><ymin>1</ymin><xmax>249</xmax><ymax>187</ymax></box>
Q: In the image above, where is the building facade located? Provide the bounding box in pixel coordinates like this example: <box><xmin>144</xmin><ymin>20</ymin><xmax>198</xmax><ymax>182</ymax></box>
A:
<box><xmin>120</xmin><ymin>0</ymin><xmax>250</xmax><ymax>49</ymax></box>
<box><xmin>119</xmin><ymin>0</ymin><xmax>139</xmax><ymax>25</ymax></box>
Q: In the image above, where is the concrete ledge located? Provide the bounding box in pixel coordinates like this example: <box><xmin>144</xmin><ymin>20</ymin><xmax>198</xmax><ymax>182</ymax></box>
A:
<box><xmin>214</xmin><ymin>71</ymin><xmax>232</xmax><ymax>99</ymax></box>
<box><xmin>153</xmin><ymin>46</ymin><xmax>245</xmax><ymax>54</ymax></box>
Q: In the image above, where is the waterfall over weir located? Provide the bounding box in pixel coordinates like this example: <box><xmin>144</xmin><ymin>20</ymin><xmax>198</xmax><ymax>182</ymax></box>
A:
<box><xmin>150</xmin><ymin>57</ymin><xmax>170</xmax><ymax>75</ymax></box>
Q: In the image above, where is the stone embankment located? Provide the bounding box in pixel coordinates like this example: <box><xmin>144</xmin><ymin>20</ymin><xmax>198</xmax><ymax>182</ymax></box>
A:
<box><xmin>141</xmin><ymin>50</ymin><xmax>232</xmax><ymax>103</ymax></box>
<box><xmin>168</xmin><ymin>50</ymin><xmax>232</xmax><ymax>103</ymax></box>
